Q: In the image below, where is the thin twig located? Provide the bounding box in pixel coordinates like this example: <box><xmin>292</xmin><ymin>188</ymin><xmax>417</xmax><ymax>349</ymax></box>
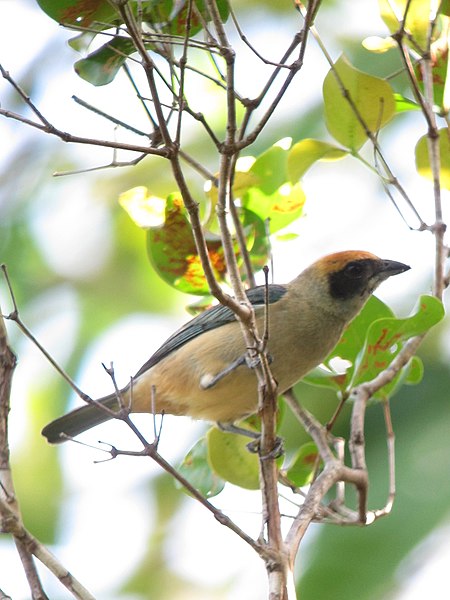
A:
<box><xmin>175</xmin><ymin>0</ymin><xmax>193</xmax><ymax>147</ymax></box>
<box><xmin>372</xmin><ymin>400</ymin><xmax>396</xmax><ymax>518</ymax></box>
<box><xmin>53</xmin><ymin>153</ymin><xmax>147</xmax><ymax>177</ymax></box>
<box><xmin>72</xmin><ymin>95</ymin><xmax>150</xmax><ymax>137</ymax></box>
<box><xmin>0</xmin><ymin>63</ymin><xmax>168</xmax><ymax>157</ymax></box>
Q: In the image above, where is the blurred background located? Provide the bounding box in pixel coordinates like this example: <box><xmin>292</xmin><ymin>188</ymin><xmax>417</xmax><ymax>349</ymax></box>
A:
<box><xmin>1</xmin><ymin>0</ymin><xmax>450</xmax><ymax>598</ymax></box>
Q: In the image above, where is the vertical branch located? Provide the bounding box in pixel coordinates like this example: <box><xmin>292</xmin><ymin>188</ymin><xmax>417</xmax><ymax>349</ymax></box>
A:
<box><xmin>204</xmin><ymin>0</ymin><xmax>247</xmax><ymax>305</ymax></box>
<box><xmin>0</xmin><ymin>304</ymin><xmax>48</xmax><ymax>599</ymax></box>
<box><xmin>205</xmin><ymin>3</ymin><xmax>289</xmax><ymax>597</ymax></box>
<box><xmin>422</xmin><ymin>8</ymin><xmax>447</xmax><ymax>299</ymax></box>
<box><xmin>375</xmin><ymin>400</ymin><xmax>396</xmax><ymax>517</ymax></box>
<box><xmin>393</xmin><ymin>3</ymin><xmax>447</xmax><ymax>297</ymax></box>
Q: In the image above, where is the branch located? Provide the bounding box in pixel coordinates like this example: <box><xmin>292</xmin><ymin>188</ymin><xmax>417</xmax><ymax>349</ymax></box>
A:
<box><xmin>0</xmin><ymin>302</ymin><xmax>52</xmax><ymax>598</ymax></box>
<box><xmin>96</xmin><ymin>435</ymin><xmax>271</xmax><ymax>559</ymax></box>
<box><xmin>348</xmin><ymin>336</ymin><xmax>424</xmax><ymax>524</ymax></box>
<box><xmin>0</xmin><ymin>498</ymin><xmax>95</xmax><ymax>600</ymax></box>
<box><xmin>0</xmin><ymin>64</ymin><xmax>169</xmax><ymax>157</ymax></box>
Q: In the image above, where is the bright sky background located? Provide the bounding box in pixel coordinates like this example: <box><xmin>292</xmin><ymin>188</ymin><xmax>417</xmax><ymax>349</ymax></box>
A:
<box><xmin>1</xmin><ymin>1</ymin><xmax>450</xmax><ymax>599</ymax></box>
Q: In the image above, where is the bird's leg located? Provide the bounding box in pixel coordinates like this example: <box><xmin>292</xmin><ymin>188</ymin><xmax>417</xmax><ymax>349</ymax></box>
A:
<box><xmin>200</xmin><ymin>354</ymin><xmax>247</xmax><ymax>390</ymax></box>
<box><xmin>217</xmin><ymin>421</ymin><xmax>260</xmax><ymax>439</ymax></box>
<box><xmin>200</xmin><ymin>353</ymin><xmax>273</xmax><ymax>390</ymax></box>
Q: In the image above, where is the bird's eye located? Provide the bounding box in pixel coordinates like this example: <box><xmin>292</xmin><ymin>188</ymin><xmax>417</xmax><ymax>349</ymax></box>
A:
<box><xmin>344</xmin><ymin>262</ymin><xmax>364</xmax><ymax>278</ymax></box>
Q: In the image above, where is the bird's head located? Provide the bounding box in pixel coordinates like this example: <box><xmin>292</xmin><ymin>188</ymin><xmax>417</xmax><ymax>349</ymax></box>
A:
<box><xmin>297</xmin><ymin>250</ymin><xmax>410</xmax><ymax>321</ymax></box>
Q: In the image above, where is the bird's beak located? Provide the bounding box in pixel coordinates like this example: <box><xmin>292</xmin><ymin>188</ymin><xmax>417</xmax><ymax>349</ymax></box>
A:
<box><xmin>379</xmin><ymin>259</ymin><xmax>411</xmax><ymax>278</ymax></box>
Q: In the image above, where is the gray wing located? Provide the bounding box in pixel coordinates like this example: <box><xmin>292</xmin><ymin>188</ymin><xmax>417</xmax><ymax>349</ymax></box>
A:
<box><xmin>134</xmin><ymin>284</ymin><xmax>287</xmax><ymax>377</ymax></box>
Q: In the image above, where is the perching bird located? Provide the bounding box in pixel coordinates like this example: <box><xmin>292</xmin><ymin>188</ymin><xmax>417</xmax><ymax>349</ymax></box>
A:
<box><xmin>42</xmin><ymin>251</ymin><xmax>410</xmax><ymax>444</ymax></box>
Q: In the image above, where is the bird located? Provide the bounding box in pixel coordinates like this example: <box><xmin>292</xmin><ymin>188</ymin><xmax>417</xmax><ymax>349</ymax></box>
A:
<box><xmin>42</xmin><ymin>251</ymin><xmax>410</xmax><ymax>444</ymax></box>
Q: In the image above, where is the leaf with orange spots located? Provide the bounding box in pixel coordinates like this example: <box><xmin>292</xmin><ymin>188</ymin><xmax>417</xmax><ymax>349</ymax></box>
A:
<box><xmin>146</xmin><ymin>193</ymin><xmax>227</xmax><ymax>295</ymax></box>
<box><xmin>304</xmin><ymin>295</ymin><xmax>444</xmax><ymax>400</ymax></box>
<box><xmin>37</xmin><ymin>0</ymin><xmax>229</xmax><ymax>35</ymax></box>
<box><xmin>38</xmin><ymin>0</ymin><xmax>229</xmax><ymax>86</ymax></box>
<box><xmin>351</xmin><ymin>295</ymin><xmax>444</xmax><ymax>399</ymax></box>
<box><xmin>285</xmin><ymin>442</ymin><xmax>322</xmax><ymax>488</ymax></box>
<box><xmin>304</xmin><ymin>296</ymin><xmax>393</xmax><ymax>392</ymax></box>
<box><xmin>37</xmin><ymin>0</ymin><xmax>118</xmax><ymax>28</ymax></box>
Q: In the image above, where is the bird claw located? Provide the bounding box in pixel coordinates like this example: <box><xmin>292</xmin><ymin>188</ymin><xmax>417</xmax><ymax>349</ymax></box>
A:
<box><xmin>246</xmin><ymin>435</ymin><xmax>284</xmax><ymax>459</ymax></box>
<box><xmin>217</xmin><ymin>421</ymin><xmax>284</xmax><ymax>458</ymax></box>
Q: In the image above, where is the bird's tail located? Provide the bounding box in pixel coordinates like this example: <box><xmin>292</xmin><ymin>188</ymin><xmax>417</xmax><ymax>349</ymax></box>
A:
<box><xmin>41</xmin><ymin>394</ymin><xmax>120</xmax><ymax>444</ymax></box>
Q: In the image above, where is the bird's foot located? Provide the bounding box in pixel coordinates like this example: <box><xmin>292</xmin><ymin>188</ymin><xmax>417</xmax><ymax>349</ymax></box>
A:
<box><xmin>217</xmin><ymin>422</ymin><xmax>284</xmax><ymax>458</ymax></box>
<box><xmin>246</xmin><ymin>435</ymin><xmax>284</xmax><ymax>459</ymax></box>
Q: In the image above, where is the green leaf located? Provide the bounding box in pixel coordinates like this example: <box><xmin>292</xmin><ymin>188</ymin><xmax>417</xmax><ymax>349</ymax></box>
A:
<box><xmin>394</xmin><ymin>93</ymin><xmax>421</xmax><ymax>112</ymax></box>
<box><xmin>379</xmin><ymin>0</ymin><xmax>432</xmax><ymax>49</ymax></box>
<box><xmin>74</xmin><ymin>37</ymin><xmax>135</xmax><ymax>86</ymax></box>
<box><xmin>351</xmin><ymin>295</ymin><xmax>444</xmax><ymax>399</ymax></box>
<box><xmin>323</xmin><ymin>54</ymin><xmax>396</xmax><ymax>151</ymax></box>
<box><xmin>36</xmin><ymin>0</ymin><xmax>118</xmax><ymax>28</ymax></box>
<box><xmin>404</xmin><ymin>355</ymin><xmax>424</xmax><ymax>385</ymax></box>
<box><xmin>386</xmin><ymin>355</ymin><xmax>424</xmax><ymax>398</ymax></box>
<box><xmin>177</xmin><ymin>437</ymin><xmax>225</xmax><ymax>498</ymax></box>
<box><xmin>441</xmin><ymin>0</ymin><xmax>450</xmax><ymax>16</ymax></box>
<box><xmin>276</xmin><ymin>232</ymin><xmax>299</xmax><ymax>242</ymax></box>
<box><xmin>362</xmin><ymin>35</ymin><xmax>397</xmax><ymax>53</ymax></box>
<box><xmin>141</xmin><ymin>192</ymin><xmax>227</xmax><ymax>295</ymax></box>
<box><xmin>207</xmin><ymin>426</ymin><xmax>260</xmax><ymax>490</ymax></box>
<box><xmin>68</xmin><ymin>31</ymin><xmax>98</xmax><ymax>52</ymax></box>
<box><xmin>415</xmin><ymin>128</ymin><xmax>450</xmax><ymax>189</ymax></box>
<box><xmin>287</xmin><ymin>139</ymin><xmax>348</xmax><ymax>182</ymax></box>
<box><xmin>285</xmin><ymin>442</ymin><xmax>321</xmax><ymax>487</ymax></box>
<box><xmin>249</xmin><ymin>145</ymin><xmax>288</xmax><ymax>194</ymax></box>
